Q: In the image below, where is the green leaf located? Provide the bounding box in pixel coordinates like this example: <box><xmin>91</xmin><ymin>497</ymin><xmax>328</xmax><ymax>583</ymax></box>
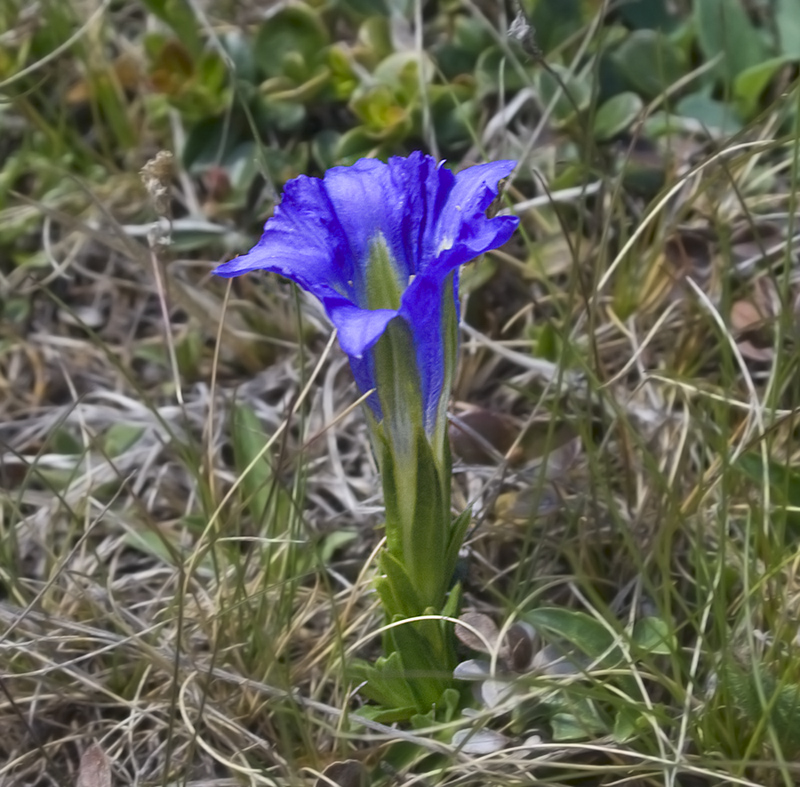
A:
<box><xmin>351</xmin><ymin>628</ymin><xmax>450</xmax><ymax>716</ymax></box>
<box><xmin>123</xmin><ymin>529</ymin><xmax>178</xmax><ymax>566</ymax></box>
<box><xmin>336</xmin><ymin>126</ymin><xmax>382</xmax><ymax>163</ymax></box>
<box><xmin>349</xmin><ymin>653</ymin><xmax>419</xmax><ymax>713</ymax></box>
<box><xmin>51</xmin><ymin>426</ymin><xmax>82</xmax><ymax>456</ymax></box>
<box><xmin>357</xmin><ymin>16</ymin><xmax>393</xmax><ymax>61</ymax></box>
<box><xmin>373</xmin><ymin>51</ymin><xmax>435</xmax><ymax>96</ymax></box>
<box><xmin>676</xmin><ymin>92</ymin><xmax>743</xmax><ymax>135</ymax></box>
<box><xmin>254</xmin><ymin>4</ymin><xmax>329</xmax><ymax>80</ymax></box>
<box><xmin>219</xmin><ymin>31</ymin><xmax>256</xmax><ymax>83</ymax></box>
<box><xmin>724</xmin><ymin>662</ymin><xmax>800</xmax><ymax>756</ymax></box>
<box><xmin>734</xmin><ymin>452</ymin><xmax>800</xmax><ymax>537</ymax></box>
<box><xmin>612</xmin><ymin>706</ymin><xmax>641</xmax><ymax>743</ymax></box>
<box><xmin>431</xmin><ymin>97</ymin><xmax>478</xmax><ymax>151</ymax></box>
<box><xmin>175</xmin><ymin>328</ymin><xmax>202</xmax><ymax>377</ymax></box>
<box><xmin>182</xmin><ymin>116</ymin><xmax>240</xmax><ymax>172</ymax></box>
<box><xmin>533</xmin><ymin>64</ymin><xmax>591</xmax><ymax>127</ymax></box>
<box><xmin>142</xmin><ymin>0</ymin><xmax>203</xmax><ymax>58</ymax></box>
<box><xmin>776</xmin><ymin>0</ymin><xmax>800</xmax><ymax>57</ymax></box>
<box><xmin>611</xmin><ymin>29</ymin><xmax>686</xmax><ymax>98</ymax></box>
<box><xmin>641</xmin><ymin>110</ymin><xmax>686</xmax><ymax>137</ymax></box>
<box><xmin>327</xmin><ymin>44</ymin><xmax>357</xmax><ymax>101</ymax></box>
<box><xmin>616</xmin><ymin>0</ymin><xmax>678</xmax><ymax>31</ymax></box>
<box><xmin>351</xmin><ymin>84</ymin><xmax>408</xmax><ymax>133</ymax></box>
<box><xmin>695</xmin><ymin>0</ymin><xmax>770</xmax><ymax>84</ymax></box>
<box><xmin>1</xmin><ymin>296</ymin><xmax>30</xmax><ymax>324</ymax></box>
<box><xmin>443</xmin><ymin>508</ymin><xmax>472</xmax><ymax>591</ymax></box>
<box><xmin>317</xmin><ymin>530</ymin><xmax>358</xmax><ymax>566</ymax></box>
<box><xmin>255</xmin><ymin>96</ymin><xmax>307</xmax><ymax>132</ymax></box>
<box><xmin>338</xmin><ymin>0</ymin><xmax>389</xmax><ymax>16</ymax></box>
<box><xmin>376</xmin><ymin>550</ymin><xmax>424</xmax><ymax>620</ymax></box>
<box><xmin>551</xmin><ymin>701</ymin><xmax>607</xmax><ymax>741</ymax></box>
<box><xmin>632</xmin><ymin>616</ymin><xmax>675</xmax><ymax>655</ymax></box>
<box><xmin>474</xmin><ymin>47</ymin><xmax>530</xmax><ymax>96</ymax></box>
<box><xmin>413</xmin><ymin>686</ymin><xmax>461</xmax><ymax>725</ymax></box>
<box><xmin>734</xmin><ymin>56</ymin><xmax>794</xmax><ymax>119</ymax></box>
<box><xmin>524</xmin><ymin>0</ymin><xmax>585</xmax><ymax>53</ymax></box>
<box><xmin>103</xmin><ymin>423</ymin><xmax>144</xmax><ymax>458</ymax></box>
<box><xmin>352</xmin><ymin>701</ymin><xmax>419</xmax><ymax>725</ymax></box>
<box><xmin>388</xmin><ymin>616</ymin><xmax>451</xmax><ymax>709</ymax></box>
<box><xmin>231</xmin><ymin>403</ymin><xmax>289</xmax><ymax>532</ymax></box>
<box><xmin>435</xmin><ymin>16</ymin><xmax>495</xmax><ymax>80</ymax></box>
<box><xmin>524</xmin><ymin>607</ymin><xmax>620</xmax><ymax>664</ymax></box>
<box><xmin>312</xmin><ymin>129</ymin><xmax>341</xmax><ymax>171</ymax></box>
<box><xmin>593</xmin><ymin>92</ymin><xmax>643</xmax><ymax>141</ymax></box>
<box><xmin>222</xmin><ymin>141</ymin><xmax>259</xmax><ymax>196</ymax></box>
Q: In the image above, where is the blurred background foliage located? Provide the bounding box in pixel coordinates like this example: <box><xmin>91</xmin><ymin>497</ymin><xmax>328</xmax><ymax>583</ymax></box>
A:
<box><xmin>3</xmin><ymin>0</ymin><xmax>800</xmax><ymax>267</ymax></box>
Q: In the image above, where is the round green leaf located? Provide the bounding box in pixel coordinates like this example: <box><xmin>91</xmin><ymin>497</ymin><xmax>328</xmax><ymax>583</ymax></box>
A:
<box><xmin>593</xmin><ymin>91</ymin><xmax>643</xmax><ymax>140</ymax></box>
<box><xmin>612</xmin><ymin>29</ymin><xmax>686</xmax><ymax>98</ymax></box>
<box><xmin>336</xmin><ymin>126</ymin><xmax>381</xmax><ymax>163</ymax></box>
<box><xmin>373</xmin><ymin>51</ymin><xmax>435</xmax><ymax>95</ymax></box>
<box><xmin>534</xmin><ymin>64</ymin><xmax>592</xmax><ymax>127</ymax></box>
<box><xmin>255</xmin><ymin>5</ymin><xmax>329</xmax><ymax>80</ymax></box>
<box><xmin>475</xmin><ymin>47</ymin><xmax>530</xmax><ymax>96</ymax></box>
<box><xmin>676</xmin><ymin>92</ymin><xmax>742</xmax><ymax>135</ymax></box>
<box><xmin>695</xmin><ymin>0</ymin><xmax>770</xmax><ymax>84</ymax></box>
<box><xmin>777</xmin><ymin>0</ymin><xmax>800</xmax><ymax>57</ymax></box>
<box><xmin>734</xmin><ymin>56</ymin><xmax>794</xmax><ymax>119</ymax></box>
<box><xmin>632</xmin><ymin>616</ymin><xmax>675</xmax><ymax>655</ymax></box>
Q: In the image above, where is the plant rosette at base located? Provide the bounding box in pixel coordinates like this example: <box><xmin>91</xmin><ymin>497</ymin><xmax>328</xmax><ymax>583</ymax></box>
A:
<box><xmin>215</xmin><ymin>151</ymin><xmax>518</xmax><ymax>718</ymax></box>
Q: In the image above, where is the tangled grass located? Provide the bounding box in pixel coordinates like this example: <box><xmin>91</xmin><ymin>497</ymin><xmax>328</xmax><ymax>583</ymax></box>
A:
<box><xmin>3</xmin><ymin>1</ymin><xmax>800</xmax><ymax>785</ymax></box>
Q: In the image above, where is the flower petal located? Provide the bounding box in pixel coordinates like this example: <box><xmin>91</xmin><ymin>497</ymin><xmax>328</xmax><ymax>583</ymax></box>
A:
<box><xmin>432</xmin><ymin>159</ymin><xmax>518</xmax><ymax>272</ymax></box>
<box><xmin>323</xmin><ymin>296</ymin><xmax>398</xmax><ymax>421</ymax></box>
<box><xmin>214</xmin><ymin>174</ymin><xmax>351</xmax><ymax>301</ymax></box>
<box><xmin>399</xmin><ymin>272</ymin><xmax>457</xmax><ymax>433</ymax></box>
<box><xmin>324</xmin><ymin>298</ymin><xmax>397</xmax><ymax>359</ymax></box>
<box><xmin>322</xmin><ymin>158</ymin><xmax>414</xmax><ymax>287</ymax></box>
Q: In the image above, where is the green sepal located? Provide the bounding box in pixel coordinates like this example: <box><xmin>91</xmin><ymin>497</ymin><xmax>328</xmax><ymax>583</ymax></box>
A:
<box><xmin>365</xmin><ymin>234</ymin><xmax>403</xmax><ymax>311</ymax></box>
<box><xmin>377</xmin><ymin>432</ymin><xmax>404</xmax><ymax>557</ymax></box>
<box><xmin>372</xmin><ymin>319</ymin><xmax>424</xmax><ymax>466</ymax></box>
<box><xmin>379</xmin><ymin>425</ymin><xmax>451</xmax><ymax>614</ymax></box>
<box><xmin>405</xmin><ymin>428</ymin><xmax>450</xmax><ymax>607</ymax></box>
<box><xmin>429</xmin><ymin>271</ymin><xmax>459</xmax><ymax>464</ymax></box>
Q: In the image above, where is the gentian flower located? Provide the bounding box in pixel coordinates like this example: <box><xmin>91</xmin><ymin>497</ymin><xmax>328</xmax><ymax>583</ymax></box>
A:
<box><xmin>216</xmin><ymin>153</ymin><xmax>518</xmax><ymax>712</ymax></box>
<box><xmin>214</xmin><ymin>152</ymin><xmax>518</xmax><ymax>439</ymax></box>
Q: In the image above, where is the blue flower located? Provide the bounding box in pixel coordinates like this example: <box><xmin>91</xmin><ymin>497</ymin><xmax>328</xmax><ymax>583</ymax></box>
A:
<box><xmin>215</xmin><ymin>152</ymin><xmax>518</xmax><ymax>430</ymax></box>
